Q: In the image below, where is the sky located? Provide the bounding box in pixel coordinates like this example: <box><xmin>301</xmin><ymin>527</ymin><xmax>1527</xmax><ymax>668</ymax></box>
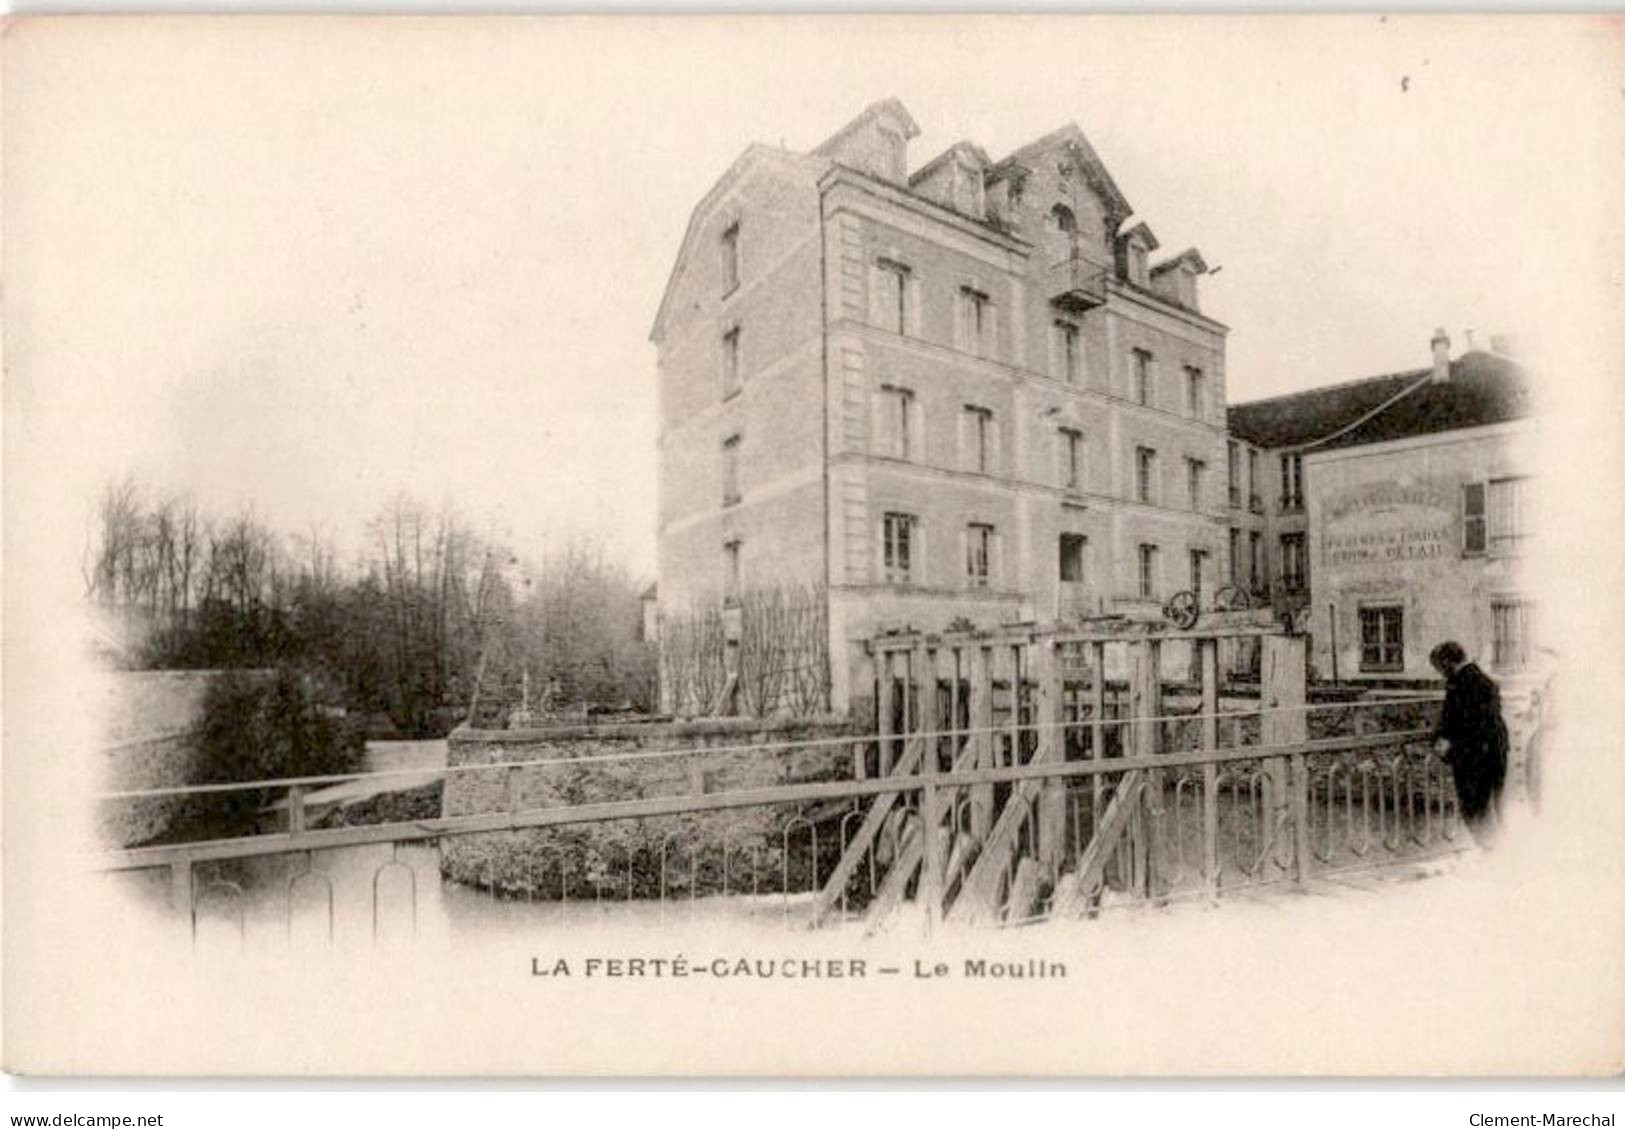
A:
<box><xmin>6</xmin><ymin>15</ymin><xmax>1621</xmax><ymax>583</ymax></box>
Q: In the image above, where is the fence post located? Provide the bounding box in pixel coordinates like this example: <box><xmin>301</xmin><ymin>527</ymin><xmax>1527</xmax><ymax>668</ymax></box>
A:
<box><xmin>915</xmin><ymin>642</ymin><xmax>944</xmax><ymax>931</ymax></box>
<box><xmin>920</xmin><ymin>777</ymin><xmax>942</xmax><ymax>933</ymax></box>
<box><xmin>877</xmin><ymin>647</ymin><xmax>895</xmax><ymax>776</ymax></box>
<box><xmin>1090</xmin><ymin>640</ymin><xmax>1107</xmax><ymax>841</ymax></box>
<box><xmin>1007</xmin><ymin>643</ymin><xmax>1023</xmax><ymax>769</ymax></box>
<box><xmin>1129</xmin><ymin>636</ymin><xmax>1161</xmax><ymax>898</ymax></box>
<box><xmin>170</xmin><ymin>857</ymin><xmax>193</xmax><ymax>918</ymax></box>
<box><xmin>1035</xmin><ymin>637</ymin><xmax>1066</xmax><ymax>878</ymax></box>
<box><xmin>1200</xmin><ymin>636</ymin><xmax>1220</xmax><ymax>897</ymax></box>
<box><xmin>1261</xmin><ymin>632</ymin><xmax>1309</xmax><ymax>882</ymax></box>
<box><xmin>969</xmin><ymin>644</ymin><xmax>993</xmax><ymax>840</ymax></box>
<box><xmin>288</xmin><ymin>785</ymin><xmax>307</xmax><ymax>835</ymax></box>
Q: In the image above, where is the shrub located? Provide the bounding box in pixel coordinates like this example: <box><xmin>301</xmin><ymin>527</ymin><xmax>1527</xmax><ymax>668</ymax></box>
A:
<box><xmin>170</xmin><ymin>668</ymin><xmax>366</xmax><ymax>841</ymax></box>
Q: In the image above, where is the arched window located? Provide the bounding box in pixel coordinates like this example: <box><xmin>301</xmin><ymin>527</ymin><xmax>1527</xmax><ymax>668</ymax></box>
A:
<box><xmin>1050</xmin><ymin>203</ymin><xmax>1077</xmax><ymax>235</ymax></box>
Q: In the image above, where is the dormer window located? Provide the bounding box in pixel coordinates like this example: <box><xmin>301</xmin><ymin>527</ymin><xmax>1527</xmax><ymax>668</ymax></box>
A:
<box><xmin>1128</xmin><ymin>242</ymin><xmax>1149</xmax><ymax>286</ymax></box>
<box><xmin>950</xmin><ymin>159</ymin><xmax>982</xmax><ymax>215</ymax></box>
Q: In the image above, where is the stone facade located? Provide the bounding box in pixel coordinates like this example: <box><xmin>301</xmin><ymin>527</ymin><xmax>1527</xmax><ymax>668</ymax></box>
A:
<box><xmin>1307</xmin><ymin>421</ymin><xmax>1536</xmax><ymax>682</ymax></box>
<box><xmin>651</xmin><ymin>100</ymin><xmax>1232</xmax><ymax>715</ymax></box>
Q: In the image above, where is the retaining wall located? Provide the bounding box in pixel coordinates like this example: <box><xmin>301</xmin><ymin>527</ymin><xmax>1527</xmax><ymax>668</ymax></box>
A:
<box><xmin>440</xmin><ymin>715</ymin><xmax>859</xmax><ymax>898</ymax></box>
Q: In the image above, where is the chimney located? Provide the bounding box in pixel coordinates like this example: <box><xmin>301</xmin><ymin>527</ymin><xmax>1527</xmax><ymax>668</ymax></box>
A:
<box><xmin>1430</xmin><ymin>328</ymin><xmax>1451</xmax><ymax>384</ymax></box>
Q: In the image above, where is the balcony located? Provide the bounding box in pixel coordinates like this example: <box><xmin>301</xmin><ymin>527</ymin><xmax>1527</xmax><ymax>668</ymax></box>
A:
<box><xmin>1046</xmin><ymin>252</ymin><xmax>1110</xmax><ymax>313</ymax></box>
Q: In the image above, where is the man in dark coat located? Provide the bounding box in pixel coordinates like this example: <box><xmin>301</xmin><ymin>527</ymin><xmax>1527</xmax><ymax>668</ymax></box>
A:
<box><xmin>1430</xmin><ymin>641</ymin><xmax>1510</xmax><ymax>845</ymax></box>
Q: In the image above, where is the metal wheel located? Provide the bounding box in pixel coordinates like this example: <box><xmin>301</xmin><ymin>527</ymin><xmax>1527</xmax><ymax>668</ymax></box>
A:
<box><xmin>1162</xmin><ymin>589</ymin><xmax>1200</xmax><ymax>630</ymax></box>
<box><xmin>1277</xmin><ymin>605</ymin><xmax>1312</xmax><ymax>635</ymax></box>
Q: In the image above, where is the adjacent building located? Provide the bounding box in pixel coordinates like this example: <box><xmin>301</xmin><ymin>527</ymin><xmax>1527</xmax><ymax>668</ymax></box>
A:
<box><xmin>1228</xmin><ymin>332</ymin><xmax>1535</xmax><ymax>682</ymax></box>
<box><xmin>651</xmin><ymin>99</ymin><xmax>1232</xmax><ymax>713</ymax></box>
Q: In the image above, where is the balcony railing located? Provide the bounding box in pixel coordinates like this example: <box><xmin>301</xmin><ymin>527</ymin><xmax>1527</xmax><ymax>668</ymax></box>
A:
<box><xmin>1046</xmin><ymin>252</ymin><xmax>1110</xmax><ymax>313</ymax></box>
<box><xmin>1279</xmin><ymin>494</ymin><xmax>1305</xmax><ymax>514</ymax></box>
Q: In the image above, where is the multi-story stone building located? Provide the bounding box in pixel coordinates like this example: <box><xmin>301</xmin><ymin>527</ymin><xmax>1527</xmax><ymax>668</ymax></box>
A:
<box><xmin>1228</xmin><ymin>332</ymin><xmax>1535</xmax><ymax>682</ymax></box>
<box><xmin>651</xmin><ymin>99</ymin><xmax>1231</xmax><ymax>713</ymax></box>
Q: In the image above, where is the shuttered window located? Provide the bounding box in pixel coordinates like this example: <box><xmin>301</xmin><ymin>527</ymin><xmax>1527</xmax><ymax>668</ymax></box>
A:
<box><xmin>1462</xmin><ymin>482</ymin><xmax>1487</xmax><ymax>555</ymax></box>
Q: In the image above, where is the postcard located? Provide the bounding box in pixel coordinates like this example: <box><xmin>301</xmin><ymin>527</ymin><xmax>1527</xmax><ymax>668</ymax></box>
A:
<box><xmin>3</xmin><ymin>13</ymin><xmax>1622</xmax><ymax>1076</ymax></box>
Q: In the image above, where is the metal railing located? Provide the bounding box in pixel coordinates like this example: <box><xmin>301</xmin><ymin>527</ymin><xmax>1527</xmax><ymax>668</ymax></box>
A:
<box><xmin>93</xmin><ymin>637</ymin><xmax>1471</xmax><ymax>948</ymax></box>
<box><xmin>1046</xmin><ymin>253</ymin><xmax>1111</xmax><ymax>312</ymax></box>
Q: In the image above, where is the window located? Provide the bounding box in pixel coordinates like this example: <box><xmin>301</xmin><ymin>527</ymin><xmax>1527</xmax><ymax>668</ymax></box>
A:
<box><xmin>1227</xmin><ymin>441</ymin><xmax>1241</xmax><ymax>507</ymax></box>
<box><xmin>1492</xmin><ymin>598</ymin><xmax>1534</xmax><ymax>670</ymax></box>
<box><xmin>881</xmin><ymin>386</ymin><xmax>916</xmax><ymax>461</ymax></box>
<box><xmin>1359</xmin><ymin>604</ymin><xmax>1405</xmax><ymax>672</ymax></box>
<box><xmin>1138</xmin><ymin>544</ymin><xmax>1159</xmax><ymax>599</ymax></box>
<box><xmin>955</xmin><ymin>286</ymin><xmax>992</xmax><ymax>355</ymax></box>
<box><xmin>1281</xmin><ymin>533</ymin><xmax>1306</xmax><ymax>591</ymax></box>
<box><xmin>1053</xmin><ymin>320</ymin><xmax>1082</xmax><ymax>384</ymax></box>
<box><xmin>966</xmin><ymin>523</ymin><xmax>995</xmax><ymax>588</ymax></box>
<box><xmin>1058</xmin><ymin>427</ymin><xmax>1084</xmax><ymax>491</ymax></box>
<box><xmin>1249</xmin><ymin>531</ymin><xmax>1262</xmax><ymax>590</ymax></box>
<box><xmin>1133</xmin><ymin>349</ymin><xmax>1154</xmax><ymax>406</ymax></box>
<box><xmin>1189</xmin><ymin>549</ymin><xmax>1209</xmax><ymax>599</ymax></box>
<box><xmin>1462</xmin><ymin>482</ymin><xmax>1486</xmax><ymax>554</ymax></box>
<box><xmin>1135</xmin><ymin>447</ymin><xmax>1157</xmax><ymax>504</ymax></box>
<box><xmin>723</xmin><ymin>539</ymin><xmax>742</xmax><ymax>604</ymax></box>
<box><xmin>721</xmin><ymin>327</ymin><xmax>741</xmax><ymax>398</ymax></box>
<box><xmin>882</xmin><ymin>512</ymin><xmax>916</xmax><ymax>584</ymax></box>
<box><xmin>1059</xmin><ymin>534</ymin><xmax>1087</xmax><ymax>583</ymax></box>
<box><xmin>720</xmin><ymin>222</ymin><xmax>740</xmax><ymax>294</ymax></box>
<box><xmin>871</xmin><ymin>258</ymin><xmax>912</xmax><ymax>335</ymax></box>
<box><xmin>964</xmin><ymin>406</ymin><xmax>996</xmax><ymax>474</ymax></box>
<box><xmin>721</xmin><ymin>434</ymin><xmax>741</xmax><ymax>506</ymax></box>
<box><xmin>1247</xmin><ymin>448</ymin><xmax>1261</xmax><ymax>511</ymax></box>
<box><xmin>1229</xmin><ymin>528</ymin><xmax>1242</xmax><ymax>584</ymax></box>
<box><xmin>1185</xmin><ymin>366</ymin><xmax>1205</xmax><ymax>418</ymax></box>
<box><xmin>1489</xmin><ymin>477</ymin><xmax>1528</xmax><ymax>551</ymax></box>
<box><xmin>1050</xmin><ymin>203</ymin><xmax>1077</xmax><ymax>236</ymax></box>
<box><xmin>1280</xmin><ymin>453</ymin><xmax>1304</xmax><ymax>512</ymax></box>
<box><xmin>1185</xmin><ymin>457</ymin><xmax>1206</xmax><ymax>511</ymax></box>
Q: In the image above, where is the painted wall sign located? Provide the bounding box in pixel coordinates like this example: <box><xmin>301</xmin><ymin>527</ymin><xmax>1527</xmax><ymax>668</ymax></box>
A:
<box><xmin>1322</xmin><ymin>481</ymin><xmax>1455</xmax><ymax>568</ymax></box>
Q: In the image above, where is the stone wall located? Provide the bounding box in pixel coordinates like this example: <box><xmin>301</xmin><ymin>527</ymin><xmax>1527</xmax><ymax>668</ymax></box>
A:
<box><xmin>440</xmin><ymin>715</ymin><xmax>859</xmax><ymax>898</ymax></box>
<box><xmin>98</xmin><ymin>731</ymin><xmax>203</xmax><ymax>847</ymax></box>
